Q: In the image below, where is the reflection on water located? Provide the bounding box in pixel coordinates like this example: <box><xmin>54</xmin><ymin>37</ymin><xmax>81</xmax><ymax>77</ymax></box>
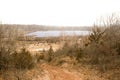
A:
<box><xmin>26</xmin><ymin>31</ymin><xmax>91</xmax><ymax>37</ymax></box>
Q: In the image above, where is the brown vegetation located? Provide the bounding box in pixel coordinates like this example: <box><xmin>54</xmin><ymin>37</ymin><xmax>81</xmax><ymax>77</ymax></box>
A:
<box><xmin>0</xmin><ymin>14</ymin><xmax>120</xmax><ymax>80</ymax></box>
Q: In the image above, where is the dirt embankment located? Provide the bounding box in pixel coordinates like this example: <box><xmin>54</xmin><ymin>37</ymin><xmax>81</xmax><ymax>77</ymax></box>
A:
<box><xmin>32</xmin><ymin>63</ymin><xmax>82</xmax><ymax>80</ymax></box>
<box><xmin>32</xmin><ymin>63</ymin><xmax>105</xmax><ymax>80</ymax></box>
<box><xmin>0</xmin><ymin>63</ymin><xmax>106</xmax><ymax>80</ymax></box>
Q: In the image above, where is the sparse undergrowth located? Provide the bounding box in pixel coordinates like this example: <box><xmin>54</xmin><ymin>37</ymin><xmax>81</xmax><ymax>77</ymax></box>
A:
<box><xmin>0</xmin><ymin>47</ymin><xmax>36</xmax><ymax>70</ymax></box>
<box><xmin>0</xmin><ymin>15</ymin><xmax>120</xmax><ymax>80</ymax></box>
<box><xmin>50</xmin><ymin>24</ymin><xmax>120</xmax><ymax>80</ymax></box>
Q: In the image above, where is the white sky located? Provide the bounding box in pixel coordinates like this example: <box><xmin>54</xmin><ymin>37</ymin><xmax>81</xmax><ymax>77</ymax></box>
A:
<box><xmin>0</xmin><ymin>0</ymin><xmax>120</xmax><ymax>26</ymax></box>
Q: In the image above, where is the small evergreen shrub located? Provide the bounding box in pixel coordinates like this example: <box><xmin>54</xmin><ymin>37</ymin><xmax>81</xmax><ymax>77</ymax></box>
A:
<box><xmin>14</xmin><ymin>48</ymin><xmax>35</xmax><ymax>70</ymax></box>
<box><xmin>44</xmin><ymin>46</ymin><xmax>54</xmax><ymax>62</ymax></box>
<box><xmin>0</xmin><ymin>47</ymin><xmax>13</xmax><ymax>70</ymax></box>
<box><xmin>35</xmin><ymin>53</ymin><xmax>44</xmax><ymax>62</ymax></box>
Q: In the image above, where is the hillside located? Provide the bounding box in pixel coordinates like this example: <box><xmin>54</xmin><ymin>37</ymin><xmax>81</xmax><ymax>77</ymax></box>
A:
<box><xmin>0</xmin><ymin>24</ymin><xmax>92</xmax><ymax>33</ymax></box>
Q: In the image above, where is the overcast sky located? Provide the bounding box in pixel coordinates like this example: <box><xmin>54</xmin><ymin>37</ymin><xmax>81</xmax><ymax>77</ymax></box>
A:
<box><xmin>0</xmin><ymin>0</ymin><xmax>120</xmax><ymax>26</ymax></box>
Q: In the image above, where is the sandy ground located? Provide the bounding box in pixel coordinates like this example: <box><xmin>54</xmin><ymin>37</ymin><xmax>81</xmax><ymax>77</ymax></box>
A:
<box><xmin>26</xmin><ymin>43</ymin><xmax>62</xmax><ymax>52</ymax></box>
<box><xmin>18</xmin><ymin>41</ymin><xmax>64</xmax><ymax>54</ymax></box>
<box><xmin>29</xmin><ymin>63</ymin><xmax>104</xmax><ymax>80</ymax></box>
<box><xmin>0</xmin><ymin>62</ymin><xmax>115</xmax><ymax>80</ymax></box>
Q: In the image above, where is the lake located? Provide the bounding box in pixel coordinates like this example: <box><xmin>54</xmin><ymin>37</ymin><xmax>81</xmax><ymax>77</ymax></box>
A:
<box><xmin>26</xmin><ymin>31</ymin><xmax>91</xmax><ymax>37</ymax></box>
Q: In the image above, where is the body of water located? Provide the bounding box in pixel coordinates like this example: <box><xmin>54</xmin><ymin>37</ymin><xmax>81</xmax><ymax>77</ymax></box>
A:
<box><xmin>26</xmin><ymin>31</ymin><xmax>91</xmax><ymax>37</ymax></box>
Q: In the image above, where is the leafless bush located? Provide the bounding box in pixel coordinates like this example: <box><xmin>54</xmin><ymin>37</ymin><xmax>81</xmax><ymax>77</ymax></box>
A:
<box><xmin>82</xmin><ymin>14</ymin><xmax>120</xmax><ymax>74</ymax></box>
<box><xmin>0</xmin><ymin>24</ymin><xmax>18</xmax><ymax>70</ymax></box>
<box><xmin>50</xmin><ymin>14</ymin><xmax>120</xmax><ymax>77</ymax></box>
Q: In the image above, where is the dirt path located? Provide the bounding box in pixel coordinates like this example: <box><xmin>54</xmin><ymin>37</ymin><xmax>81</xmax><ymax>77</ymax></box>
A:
<box><xmin>32</xmin><ymin>63</ymin><xmax>82</xmax><ymax>80</ymax></box>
